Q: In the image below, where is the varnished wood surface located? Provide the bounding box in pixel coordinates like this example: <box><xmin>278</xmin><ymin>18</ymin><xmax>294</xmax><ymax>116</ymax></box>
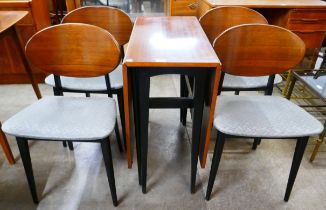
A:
<box><xmin>26</xmin><ymin>23</ymin><xmax>121</xmax><ymax>77</ymax></box>
<box><xmin>205</xmin><ymin>0</ymin><xmax>326</xmax><ymax>8</ymax></box>
<box><xmin>123</xmin><ymin>17</ymin><xmax>221</xmax><ymax>168</ymax></box>
<box><xmin>124</xmin><ymin>16</ymin><xmax>220</xmax><ymax>67</ymax></box>
<box><xmin>0</xmin><ymin>11</ymin><xmax>28</xmax><ymax>33</ymax></box>
<box><xmin>214</xmin><ymin>24</ymin><xmax>305</xmax><ymax>76</ymax></box>
<box><xmin>199</xmin><ymin>6</ymin><xmax>268</xmax><ymax>44</ymax></box>
<box><xmin>62</xmin><ymin>6</ymin><xmax>133</xmax><ymax>46</ymax></box>
<box><xmin>0</xmin><ymin>122</ymin><xmax>15</xmax><ymax>164</ymax></box>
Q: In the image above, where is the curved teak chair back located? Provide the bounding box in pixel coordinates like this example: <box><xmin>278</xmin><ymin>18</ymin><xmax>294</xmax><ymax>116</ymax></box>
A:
<box><xmin>199</xmin><ymin>6</ymin><xmax>268</xmax><ymax>44</ymax></box>
<box><xmin>25</xmin><ymin>23</ymin><xmax>121</xmax><ymax>77</ymax></box>
<box><xmin>213</xmin><ymin>24</ymin><xmax>305</xmax><ymax>76</ymax></box>
<box><xmin>62</xmin><ymin>6</ymin><xmax>133</xmax><ymax>46</ymax></box>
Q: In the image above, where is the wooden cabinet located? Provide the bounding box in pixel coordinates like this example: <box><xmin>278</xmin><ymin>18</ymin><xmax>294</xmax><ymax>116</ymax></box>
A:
<box><xmin>0</xmin><ymin>0</ymin><xmax>50</xmax><ymax>84</ymax></box>
<box><xmin>196</xmin><ymin>0</ymin><xmax>326</xmax><ymax>49</ymax></box>
<box><xmin>170</xmin><ymin>0</ymin><xmax>197</xmax><ymax>16</ymax></box>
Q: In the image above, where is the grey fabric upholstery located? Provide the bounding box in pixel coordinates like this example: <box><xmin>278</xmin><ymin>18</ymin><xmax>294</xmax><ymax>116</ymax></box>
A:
<box><xmin>44</xmin><ymin>65</ymin><xmax>123</xmax><ymax>91</ymax></box>
<box><xmin>214</xmin><ymin>95</ymin><xmax>323</xmax><ymax>138</ymax></box>
<box><xmin>2</xmin><ymin>96</ymin><xmax>116</xmax><ymax>141</ymax></box>
<box><xmin>222</xmin><ymin>74</ymin><xmax>282</xmax><ymax>89</ymax></box>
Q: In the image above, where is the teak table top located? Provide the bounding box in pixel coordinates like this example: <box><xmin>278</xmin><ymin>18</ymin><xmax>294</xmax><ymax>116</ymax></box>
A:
<box><xmin>124</xmin><ymin>16</ymin><xmax>220</xmax><ymax>68</ymax></box>
<box><xmin>205</xmin><ymin>0</ymin><xmax>326</xmax><ymax>8</ymax></box>
<box><xmin>0</xmin><ymin>11</ymin><xmax>28</xmax><ymax>34</ymax></box>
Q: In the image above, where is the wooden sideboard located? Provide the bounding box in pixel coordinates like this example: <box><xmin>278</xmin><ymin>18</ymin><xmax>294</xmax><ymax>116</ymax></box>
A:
<box><xmin>0</xmin><ymin>0</ymin><xmax>50</xmax><ymax>84</ymax></box>
<box><xmin>196</xmin><ymin>0</ymin><xmax>326</xmax><ymax>49</ymax></box>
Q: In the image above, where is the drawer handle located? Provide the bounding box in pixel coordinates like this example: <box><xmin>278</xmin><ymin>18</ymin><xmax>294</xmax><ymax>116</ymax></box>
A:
<box><xmin>188</xmin><ymin>3</ymin><xmax>198</xmax><ymax>10</ymax></box>
<box><xmin>300</xmin><ymin>18</ymin><xmax>319</xmax><ymax>22</ymax></box>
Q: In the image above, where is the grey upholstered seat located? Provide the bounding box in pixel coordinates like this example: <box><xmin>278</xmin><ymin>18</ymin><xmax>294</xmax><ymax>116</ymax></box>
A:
<box><xmin>214</xmin><ymin>95</ymin><xmax>323</xmax><ymax>138</ymax></box>
<box><xmin>45</xmin><ymin>65</ymin><xmax>123</xmax><ymax>91</ymax></box>
<box><xmin>2</xmin><ymin>96</ymin><xmax>116</xmax><ymax>141</ymax></box>
<box><xmin>222</xmin><ymin>74</ymin><xmax>283</xmax><ymax>89</ymax></box>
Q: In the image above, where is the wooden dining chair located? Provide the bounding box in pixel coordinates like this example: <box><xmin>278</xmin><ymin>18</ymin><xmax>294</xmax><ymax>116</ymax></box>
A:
<box><xmin>0</xmin><ymin>123</ymin><xmax>15</xmax><ymax>164</ymax></box>
<box><xmin>2</xmin><ymin>23</ymin><xmax>121</xmax><ymax>206</ymax></box>
<box><xmin>44</xmin><ymin>6</ymin><xmax>133</xmax><ymax>151</ymax></box>
<box><xmin>180</xmin><ymin>6</ymin><xmax>282</xmax><ymax>128</ymax></box>
<box><xmin>205</xmin><ymin>24</ymin><xmax>323</xmax><ymax>202</ymax></box>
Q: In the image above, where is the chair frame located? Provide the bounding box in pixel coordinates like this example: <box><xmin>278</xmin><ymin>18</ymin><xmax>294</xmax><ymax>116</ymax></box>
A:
<box><xmin>0</xmin><ymin>124</ymin><xmax>15</xmax><ymax>164</ymax></box>
<box><xmin>51</xmin><ymin>6</ymin><xmax>133</xmax><ymax>151</ymax></box>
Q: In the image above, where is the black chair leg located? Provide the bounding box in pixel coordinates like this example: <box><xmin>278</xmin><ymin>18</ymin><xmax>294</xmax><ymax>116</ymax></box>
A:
<box><xmin>101</xmin><ymin>138</ymin><xmax>118</xmax><ymax>206</ymax></box>
<box><xmin>284</xmin><ymin>137</ymin><xmax>308</xmax><ymax>202</ymax></box>
<box><xmin>85</xmin><ymin>92</ymin><xmax>90</xmax><ymax>97</ymax></box>
<box><xmin>180</xmin><ymin>75</ymin><xmax>187</xmax><ymax>126</ymax></box>
<box><xmin>16</xmin><ymin>138</ymin><xmax>39</xmax><ymax>204</ymax></box>
<box><xmin>252</xmin><ymin>138</ymin><xmax>260</xmax><ymax>150</ymax></box>
<box><xmin>117</xmin><ymin>88</ymin><xmax>127</xmax><ymax>151</ymax></box>
<box><xmin>235</xmin><ymin>90</ymin><xmax>240</xmax><ymax>95</ymax></box>
<box><xmin>114</xmin><ymin>123</ymin><xmax>123</xmax><ymax>153</ymax></box>
<box><xmin>62</xmin><ymin>141</ymin><xmax>67</xmax><ymax>147</ymax></box>
<box><xmin>206</xmin><ymin>131</ymin><xmax>226</xmax><ymax>200</ymax></box>
<box><xmin>191</xmin><ymin>73</ymin><xmax>206</xmax><ymax>193</ymax></box>
<box><xmin>67</xmin><ymin>141</ymin><xmax>74</xmax><ymax>151</ymax></box>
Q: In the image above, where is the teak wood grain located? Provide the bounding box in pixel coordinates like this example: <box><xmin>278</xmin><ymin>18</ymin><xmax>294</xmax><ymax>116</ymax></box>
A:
<box><xmin>214</xmin><ymin>24</ymin><xmax>305</xmax><ymax>76</ymax></box>
<box><xmin>0</xmin><ymin>122</ymin><xmax>15</xmax><ymax>164</ymax></box>
<box><xmin>62</xmin><ymin>6</ymin><xmax>133</xmax><ymax>46</ymax></box>
<box><xmin>25</xmin><ymin>23</ymin><xmax>121</xmax><ymax>77</ymax></box>
<box><xmin>123</xmin><ymin>16</ymin><xmax>221</xmax><ymax>168</ymax></box>
<box><xmin>124</xmin><ymin>16</ymin><xmax>220</xmax><ymax>68</ymax></box>
<box><xmin>0</xmin><ymin>11</ymin><xmax>28</xmax><ymax>33</ymax></box>
<box><xmin>205</xmin><ymin>0</ymin><xmax>326</xmax><ymax>8</ymax></box>
<box><xmin>199</xmin><ymin>6</ymin><xmax>268</xmax><ymax>44</ymax></box>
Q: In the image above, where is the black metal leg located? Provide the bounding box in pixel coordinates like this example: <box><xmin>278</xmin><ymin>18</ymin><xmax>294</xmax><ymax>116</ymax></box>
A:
<box><xmin>235</xmin><ymin>90</ymin><xmax>240</xmax><ymax>95</ymax></box>
<box><xmin>264</xmin><ymin>75</ymin><xmax>276</xmax><ymax>96</ymax></box>
<box><xmin>62</xmin><ymin>141</ymin><xmax>67</xmax><ymax>147</ymax></box>
<box><xmin>180</xmin><ymin>75</ymin><xmax>187</xmax><ymax>126</ymax></box>
<box><xmin>137</xmin><ymin>72</ymin><xmax>150</xmax><ymax>193</ymax></box>
<box><xmin>252</xmin><ymin>138</ymin><xmax>260</xmax><ymax>150</ymax></box>
<box><xmin>284</xmin><ymin>137</ymin><xmax>309</xmax><ymax>202</ymax></box>
<box><xmin>101</xmin><ymin>138</ymin><xmax>118</xmax><ymax>206</ymax></box>
<box><xmin>85</xmin><ymin>92</ymin><xmax>90</xmax><ymax>97</ymax></box>
<box><xmin>114</xmin><ymin>123</ymin><xmax>123</xmax><ymax>153</ymax></box>
<box><xmin>257</xmin><ymin>139</ymin><xmax>261</xmax><ymax>145</ymax></box>
<box><xmin>67</xmin><ymin>142</ymin><xmax>74</xmax><ymax>151</ymax></box>
<box><xmin>117</xmin><ymin>89</ymin><xmax>127</xmax><ymax>151</ymax></box>
<box><xmin>206</xmin><ymin>131</ymin><xmax>226</xmax><ymax>200</ymax></box>
<box><xmin>16</xmin><ymin>138</ymin><xmax>39</xmax><ymax>204</ymax></box>
<box><xmin>132</xmin><ymin>71</ymin><xmax>142</xmax><ymax>185</ymax></box>
<box><xmin>191</xmin><ymin>73</ymin><xmax>206</xmax><ymax>193</ymax></box>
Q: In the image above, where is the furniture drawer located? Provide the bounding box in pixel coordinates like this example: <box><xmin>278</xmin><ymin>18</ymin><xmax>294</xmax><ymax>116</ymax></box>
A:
<box><xmin>289</xmin><ymin>9</ymin><xmax>326</xmax><ymax>20</ymax></box>
<box><xmin>288</xmin><ymin>19</ymin><xmax>326</xmax><ymax>31</ymax></box>
<box><xmin>292</xmin><ymin>31</ymin><xmax>325</xmax><ymax>48</ymax></box>
<box><xmin>170</xmin><ymin>0</ymin><xmax>197</xmax><ymax>16</ymax></box>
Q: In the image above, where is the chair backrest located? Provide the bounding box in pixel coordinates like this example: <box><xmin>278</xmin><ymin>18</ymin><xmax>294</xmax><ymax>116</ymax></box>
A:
<box><xmin>25</xmin><ymin>23</ymin><xmax>121</xmax><ymax>77</ymax></box>
<box><xmin>199</xmin><ymin>6</ymin><xmax>268</xmax><ymax>44</ymax></box>
<box><xmin>62</xmin><ymin>6</ymin><xmax>133</xmax><ymax>46</ymax></box>
<box><xmin>213</xmin><ymin>24</ymin><xmax>305</xmax><ymax>77</ymax></box>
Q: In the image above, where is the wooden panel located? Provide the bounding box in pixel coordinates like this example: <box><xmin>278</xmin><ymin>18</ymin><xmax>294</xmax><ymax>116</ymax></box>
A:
<box><xmin>288</xmin><ymin>19</ymin><xmax>326</xmax><ymax>31</ymax></box>
<box><xmin>0</xmin><ymin>0</ymin><xmax>50</xmax><ymax>84</ymax></box>
<box><xmin>293</xmin><ymin>31</ymin><xmax>325</xmax><ymax>48</ymax></box>
<box><xmin>170</xmin><ymin>0</ymin><xmax>197</xmax><ymax>16</ymax></box>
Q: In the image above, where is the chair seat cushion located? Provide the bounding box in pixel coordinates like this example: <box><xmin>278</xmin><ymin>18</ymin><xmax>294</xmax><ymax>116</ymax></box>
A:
<box><xmin>44</xmin><ymin>65</ymin><xmax>123</xmax><ymax>91</ymax></box>
<box><xmin>2</xmin><ymin>96</ymin><xmax>116</xmax><ymax>141</ymax></box>
<box><xmin>222</xmin><ymin>74</ymin><xmax>283</xmax><ymax>89</ymax></box>
<box><xmin>214</xmin><ymin>95</ymin><xmax>323</xmax><ymax>138</ymax></box>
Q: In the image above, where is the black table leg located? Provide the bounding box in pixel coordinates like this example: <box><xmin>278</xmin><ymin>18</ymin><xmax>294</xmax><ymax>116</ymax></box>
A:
<box><xmin>132</xmin><ymin>70</ymin><xmax>142</xmax><ymax>185</ymax></box>
<box><xmin>180</xmin><ymin>75</ymin><xmax>187</xmax><ymax>126</ymax></box>
<box><xmin>136</xmin><ymin>71</ymin><xmax>150</xmax><ymax>194</ymax></box>
<box><xmin>191</xmin><ymin>72</ymin><xmax>206</xmax><ymax>193</ymax></box>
